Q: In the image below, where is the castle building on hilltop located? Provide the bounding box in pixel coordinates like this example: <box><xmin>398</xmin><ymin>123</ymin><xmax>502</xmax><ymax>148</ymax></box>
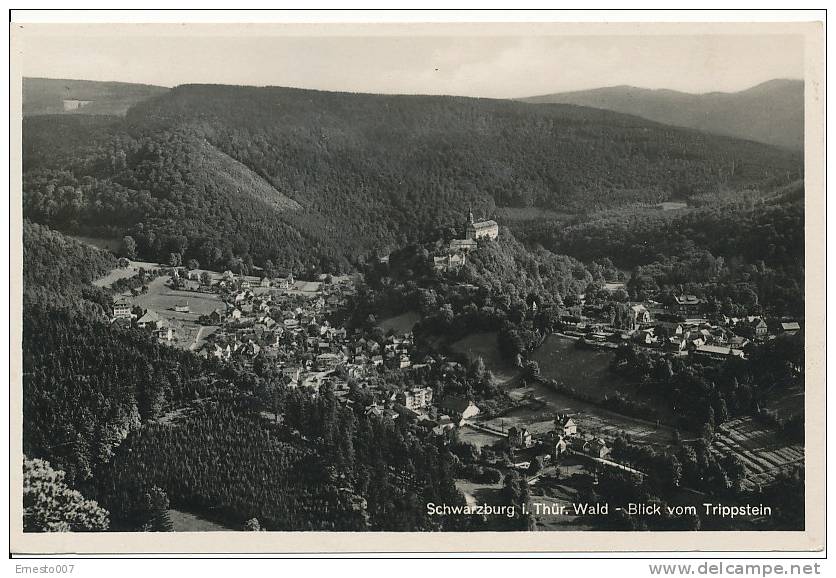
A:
<box><xmin>449</xmin><ymin>238</ymin><xmax>477</xmax><ymax>252</ymax></box>
<box><xmin>436</xmin><ymin>210</ymin><xmax>498</xmax><ymax>271</ymax></box>
<box><xmin>465</xmin><ymin>210</ymin><xmax>499</xmax><ymax>240</ymax></box>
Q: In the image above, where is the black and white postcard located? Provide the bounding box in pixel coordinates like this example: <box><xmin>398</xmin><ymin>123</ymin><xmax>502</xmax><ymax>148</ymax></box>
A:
<box><xmin>8</xmin><ymin>12</ymin><xmax>826</xmax><ymax>556</ymax></box>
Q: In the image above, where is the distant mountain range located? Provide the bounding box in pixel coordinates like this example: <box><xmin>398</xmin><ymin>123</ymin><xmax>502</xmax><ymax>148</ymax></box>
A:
<box><xmin>24</xmin><ymin>77</ymin><xmax>804</xmax><ymax>150</ymax></box>
<box><xmin>23</xmin><ymin>77</ymin><xmax>169</xmax><ymax>116</ymax></box>
<box><xmin>520</xmin><ymin>79</ymin><xmax>804</xmax><ymax>151</ymax></box>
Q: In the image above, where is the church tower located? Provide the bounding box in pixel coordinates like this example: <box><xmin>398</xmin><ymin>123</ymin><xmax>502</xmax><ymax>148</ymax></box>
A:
<box><xmin>466</xmin><ymin>208</ymin><xmax>476</xmax><ymax>239</ymax></box>
<box><xmin>463</xmin><ymin>206</ymin><xmax>498</xmax><ymax>241</ymax></box>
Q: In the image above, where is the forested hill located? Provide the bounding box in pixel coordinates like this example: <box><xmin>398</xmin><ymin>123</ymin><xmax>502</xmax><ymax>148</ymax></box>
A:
<box><xmin>520</xmin><ymin>181</ymin><xmax>806</xmax><ymax>315</ymax></box>
<box><xmin>22</xmin><ymin>220</ymin><xmax>116</xmax><ymax>315</ymax></box>
<box><xmin>23</xmin><ymin>83</ymin><xmax>802</xmax><ymax>274</ymax></box>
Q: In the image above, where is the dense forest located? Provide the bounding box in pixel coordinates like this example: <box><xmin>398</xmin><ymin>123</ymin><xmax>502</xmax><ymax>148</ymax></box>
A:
<box><xmin>23</xmin><ymin>84</ymin><xmax>802</xmax><ymax>274</ymax></box>
<box><xmin>23</xmin><ymin>220</ymin><xmax>116</xmax><ymax>313</ymax></box>
<box><xmin>23</xmin><ymin>306</ymin><xmax>223</xmax><ymax>485</ymax></box>
<box><xmin>518</xmin><ymin>182</ymin><xmax>805</xmax><ymax>315</ymax></box>
<box><xmin>25</xmin><ymin>307</ymin><xmax>470</xmax><ymax>531</ymax></box>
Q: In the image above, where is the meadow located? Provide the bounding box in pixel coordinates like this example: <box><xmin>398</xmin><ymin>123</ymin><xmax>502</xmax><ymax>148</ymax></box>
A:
<box><xmin>378</xmin><ymin>310</ymin><xmax>421</xmax><ymax>334</ymax></box>
<box><xmin>450</xmin><ymin>331</ymin><xmax>521</xmax><ymax>385</ymax></box>
<box><xmin>531</xmin><ymin>334</ymin><xmax>672</xmax><ymax>419</ymax></box>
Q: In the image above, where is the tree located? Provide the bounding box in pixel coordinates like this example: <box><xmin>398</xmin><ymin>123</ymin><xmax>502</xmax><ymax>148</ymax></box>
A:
<box><xmin>657</xmin><ymin>454</ymin><xmax>683</xmax><ymax>489</ymax></box>
<box><xmin>168</xmin><ymin>252</ymin><xmax>182</xmax><ymax>267</ymax></box>
<box><xmin>263</xmin><ymin>259</ymin><xmax>276</xmax><ymax>279</ymax></box>
<box><xmin>523</xmin><ymin>360</ymin><xmax>540</xmax><ymax>380</ymax></box>
<box><xmin>713</xmin><ymin>396</ymin><xmax>730</xmax><ymax>425</ymax></box>
<box><xmin>471</xmin><ymin>356</ymin><xmax>486</xmax><ymax>380</ymax></box>
<box><xmin>186</xmin><ymin>258</ymin><xmax>200</xmax><ymax>271</ymax></box>
<box><xmin>23</xmin><ymin>456</ymin><xmax>109</xmax><ymax>532</ymax></box>
<box><xmin>120</xmin><ymin>236</ymin><xmax>137</xmax><ymax>260</ymax></box>
<box><xmin>503</xmin><ymin>469</ymin><xmax>528</xmax><ymax>506</ymax></box>
<box><xmin>140</xmin><ymin>486</ymin><xmax>173</xmax><ymax>532</ymax></box>
<box><xmin>528</xmin><ymin>456</ymin><xmax>543</xmax><ymax>476</ymax></box>
<box><xmin>721</xmin><ymin>455</ymin><xmax>748</xmax><ymax>493</ymax></box>
<box><xmin>612</xmin><ymin>288</ymin><xmax>630</xmax><ymax>302</ymax></box>
<box><xmin>200</xmin><ymin>271</ymin><xmax>212</xmax><ymax>287</ymax></box>
<box><xmin>700</xmin><ymin>422</ymin><xmax>715</xmax><ymax>443</ymax></box>
<box><xmin>244</xmin><ymin>518</ymin><xmax>263</xmax><ymax>531</ymax></box>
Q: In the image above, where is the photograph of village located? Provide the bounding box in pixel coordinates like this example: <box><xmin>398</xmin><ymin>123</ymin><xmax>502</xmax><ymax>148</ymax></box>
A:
<box><xmin>17</xmin><ymin>23</ymin><xmax>809</xmax><ymax>536</ymax></box>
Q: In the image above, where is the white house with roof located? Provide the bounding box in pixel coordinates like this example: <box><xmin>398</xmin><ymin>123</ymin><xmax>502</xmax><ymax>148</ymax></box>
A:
<box><xmin>137</xmin><ymin>310</ymin><xmax>161</xmax><ymax>328</ymax></box>
<box><xmin>112</xmin><ymin>298</ymin><xmax>132</xmax><ymax>320</ymax></box>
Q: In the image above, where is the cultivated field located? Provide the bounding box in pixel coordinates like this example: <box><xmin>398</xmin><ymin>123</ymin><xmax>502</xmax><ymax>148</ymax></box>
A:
<box><xmin>451</xmin><ymin>331</ymin><xmax>521</xmax><ymax>385</ymax></box>
<box><xmin>711</xmin><ymin>417</ymin><xmax>804</xmax><ymax>489</ymax></box>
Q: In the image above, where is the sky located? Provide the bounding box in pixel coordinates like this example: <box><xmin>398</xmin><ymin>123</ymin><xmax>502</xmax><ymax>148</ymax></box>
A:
<box><xmin>16</xmin><ymin>26</ymin><xmax>805</xmax><ymax>98</ymax></box>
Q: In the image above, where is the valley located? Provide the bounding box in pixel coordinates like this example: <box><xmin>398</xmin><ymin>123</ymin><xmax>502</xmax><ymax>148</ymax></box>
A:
<box><xmin>20</xmin><ymin>77</ymin><xmax>806</xmax><ymax>535</ymax></box>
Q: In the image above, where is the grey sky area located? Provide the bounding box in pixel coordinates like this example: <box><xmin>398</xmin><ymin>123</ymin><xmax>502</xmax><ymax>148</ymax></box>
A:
<box><xmin>19</xmin><ymin>29</ymin><xmax>804</xmax><ymax>97</ymax></box>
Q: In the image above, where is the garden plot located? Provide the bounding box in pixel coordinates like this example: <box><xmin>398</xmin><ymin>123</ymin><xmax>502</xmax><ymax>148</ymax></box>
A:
<box><xmin>711</xmin><ymin>417</ymin><xmax>804</xmax><ymax>488</ymax></box>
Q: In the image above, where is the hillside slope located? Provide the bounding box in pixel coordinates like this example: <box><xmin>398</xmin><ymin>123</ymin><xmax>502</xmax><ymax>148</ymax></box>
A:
<box><xmin>23</xmin><ymin>77</ymin><xmax>169</xmax><ymax>116</ymax></box>
<box><xmin>23</xmin><ymin>83</ymin><xmax>802</xmax><ymax>273</ymax></box>
<box><xmin>521</xmin><ymin>79</ymin><xmax>804</xmax><ymax>151</ymax></box>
